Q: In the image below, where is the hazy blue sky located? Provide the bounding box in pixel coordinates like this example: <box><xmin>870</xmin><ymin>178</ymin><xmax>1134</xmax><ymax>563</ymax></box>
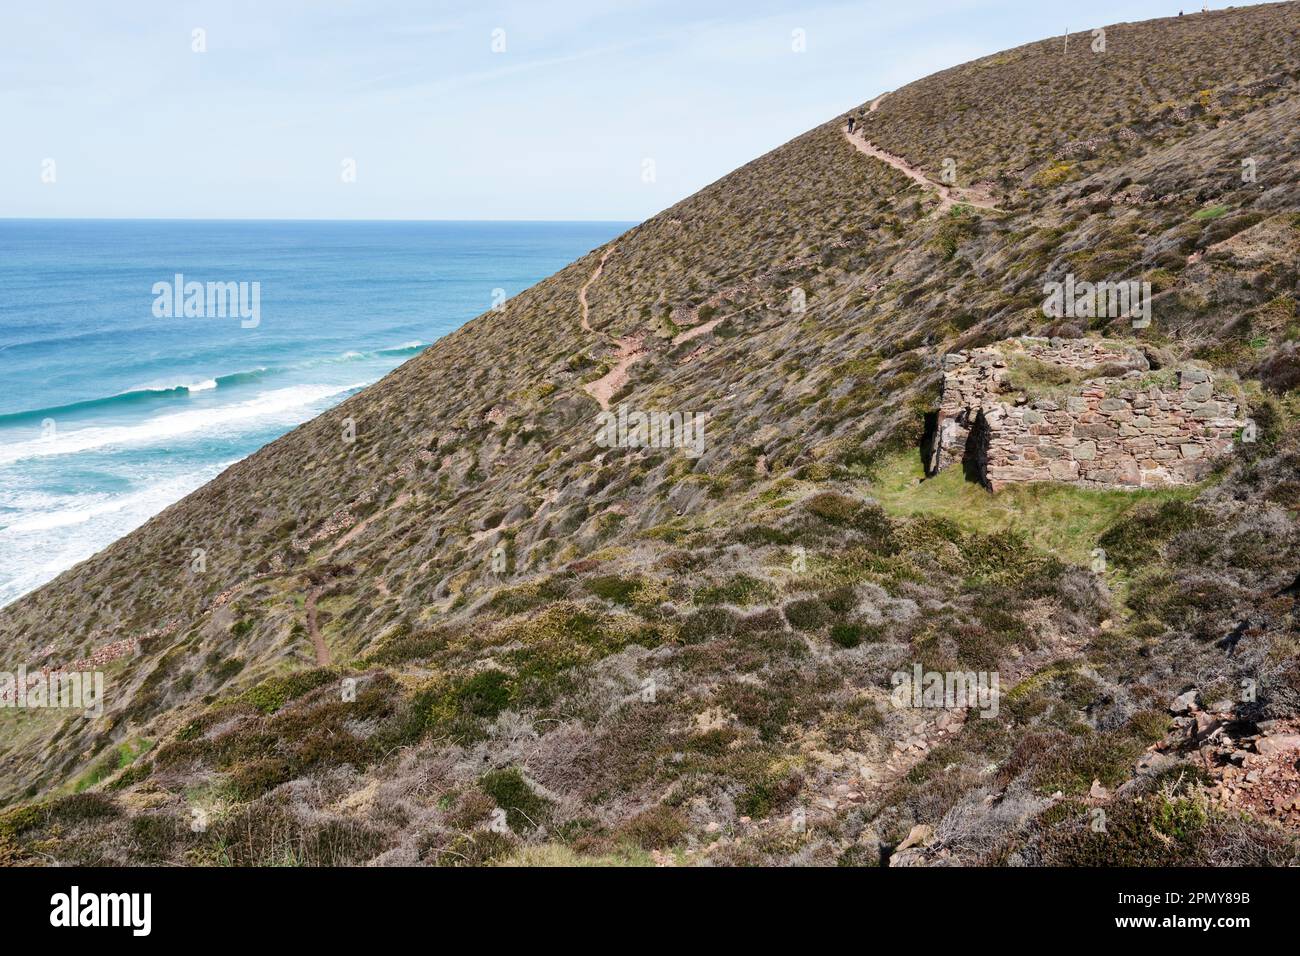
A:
<box><xmin>1</xmin><ymin>0</ymin><xmax>1235</xmax><ymax>220</ymax></box>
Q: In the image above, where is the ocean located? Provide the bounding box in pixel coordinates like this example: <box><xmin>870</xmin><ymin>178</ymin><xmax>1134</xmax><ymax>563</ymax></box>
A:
<box><xmin>0</xmin><ymin>219</ymin><xmax>630</xmax><ymax>608</ymax></box>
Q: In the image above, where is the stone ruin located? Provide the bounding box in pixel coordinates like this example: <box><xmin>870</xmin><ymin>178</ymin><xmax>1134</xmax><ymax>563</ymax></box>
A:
<box><xmin>927</xmin><ymin>337</ymin><xmax>1247</xmax><ymax>491</ymax></box>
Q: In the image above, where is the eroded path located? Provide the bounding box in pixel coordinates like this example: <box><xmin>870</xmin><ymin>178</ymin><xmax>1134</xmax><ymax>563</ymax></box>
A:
<box><xmin>578</xmin><ymin>94</ymin><xmax>991</xmax><ymax>411</ymax></box>
<box><xmin>578</xmin><ymin>247</ymin><xmax>648</xmax><ymax>410</ymax></box>
<box><xmin>305</xmin><ymin>586</ymin><xmax>331</xmax><ymax>666</ymax></box>
<box><xmin>578</xmin><ymin>247</ymin><xmax>614</xmax><ymax>335</ymax></box>
<box><xmin>846</xmin><ymin>92</ymin><xmax>1001</xmax><ymax>215</ymax></box>
<box><xmin>584</xmin><ymin>334</ymin><xmax>646</xmax><ymax>410</ymax></box>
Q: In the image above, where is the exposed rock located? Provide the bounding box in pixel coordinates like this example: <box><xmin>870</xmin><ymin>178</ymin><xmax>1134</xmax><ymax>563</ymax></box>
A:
<box><xmin>1193</xmin><ymin>711</ymin><xmax>1223</xmax><ymax>740</ymax></box>
<box><xmin>896</xmin><ymin>822</ymin><xmax>933</xmax><ymax>852</ymax></box>
<box><xmin>889</xmin><ymin>824</ymin><xmax>934</xmax><ymax>865</ymax></box>
<box><xmin>1256</xmin><ymin>735</ymin><xmax>1300</xmax><ymax>757</ymax></box>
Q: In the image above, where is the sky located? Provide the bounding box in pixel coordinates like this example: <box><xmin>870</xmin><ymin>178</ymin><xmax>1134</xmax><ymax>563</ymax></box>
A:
<box><xmin>0</xmin><ymin>0</ymin><xmax>1244</xmax><ymax>221</ymax></box>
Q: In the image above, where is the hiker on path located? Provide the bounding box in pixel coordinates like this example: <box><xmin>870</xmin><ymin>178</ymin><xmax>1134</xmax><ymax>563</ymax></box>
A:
<box><xmin>846</xmin><ymin>115</ymin><xmax>856</xmax><ymax>134</ymax></box>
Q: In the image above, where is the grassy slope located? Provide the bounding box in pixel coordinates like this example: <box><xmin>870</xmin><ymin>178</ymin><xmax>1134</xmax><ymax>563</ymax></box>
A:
<box><xmin>2</xmin><ymin>4</ymin><xmax>1300</xmax><ymax>866</ymax></box>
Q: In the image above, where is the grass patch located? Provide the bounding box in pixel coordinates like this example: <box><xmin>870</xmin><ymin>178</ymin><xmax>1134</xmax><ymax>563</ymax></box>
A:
<box><xmin>867</xmin><ymin>452</ymin><xmax>1194</xmax><ymax>565</ymax></box>
<box><xmin>73</xmin><ymin>738</ymin><xmax>153</xmax><ymax>793</ymax></box>
<box><xmin>497</xmin><ymin>843</ymin><xmax>655</xmax><ymax>867</ymax></box>
<box><xmin>1001</xmin><ymin>355</ymin><xmax>1131</xmax><ymax>405</ymax></box>
<box><xmin>1095</xmin><ymin>499</ymin><xmax>1213</xmax><ymax>569</ymax></box>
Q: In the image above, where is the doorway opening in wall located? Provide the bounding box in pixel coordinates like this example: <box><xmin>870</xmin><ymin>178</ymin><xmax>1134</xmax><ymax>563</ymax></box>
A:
<box><xmin>962</xmin><ymin>411</ymin><xmax>991</xmax><ymax>487</ymax></box>
<box><xmin>920</xmin><ymin>410</ymin><xmax>939</xmax><ymax>476</ymax></box>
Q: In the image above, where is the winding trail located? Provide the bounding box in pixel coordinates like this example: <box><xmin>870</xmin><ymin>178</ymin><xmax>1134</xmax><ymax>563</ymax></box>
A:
<box><xmin>672</xmin><ymin>317</ymin><xmax>724</xmax><ymax>345</ymax></box>
<box><xmin>579</xmin><ymin>247</ymin><xmax>614</xmax><ymax>335</ymax></box>
<box><xmin>578</xmin><ymin>247</ymin><xmax>648</xmax><ymax>410</ymax></box>
<box><xmin>305</xmin><ymin>586</ymin><xmax>331</xmax><ymax>666</ymax></box>
<box><xmin>845</xmin><ymin>91</ymin><xmax>1001</xmax><ymax>215</ymax></box>
<box><xmin>584</xmin><ymin>335</ymin><xmax>646</xmax><ymax>410</ymax></box>
<box><xmin>577</xmin><ymin>89</ymin><xmax>1002</xmax><ymax>410</ymax></box>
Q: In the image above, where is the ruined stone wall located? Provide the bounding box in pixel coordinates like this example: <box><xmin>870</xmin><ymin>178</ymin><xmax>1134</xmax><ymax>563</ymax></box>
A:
<box><xmin>931</xmin><ymin>337</ymin><xmax>1246</xmax><ymax>491</ymax></box>
<box><xmin>929</xmin><ymin>337</ymin><xmax>1148</xmax><ymax>474</ymax></box>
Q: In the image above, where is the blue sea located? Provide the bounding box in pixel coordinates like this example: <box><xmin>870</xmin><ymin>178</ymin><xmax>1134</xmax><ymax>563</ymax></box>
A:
<box><xmin>0</xmin><ymin>219</ymin><xmax>630</xmax><ymax>608</ymax></box>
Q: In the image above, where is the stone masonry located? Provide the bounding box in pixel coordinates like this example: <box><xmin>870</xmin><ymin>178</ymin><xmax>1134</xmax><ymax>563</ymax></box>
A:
<box><xmin>929</xmin><ymin>337</ymin><xmax>1247</xmax><ymax>491</ymax></box>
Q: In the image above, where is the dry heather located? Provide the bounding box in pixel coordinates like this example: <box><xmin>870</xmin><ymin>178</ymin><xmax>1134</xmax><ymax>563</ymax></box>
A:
<box><xmin>2</xmin><ymin>4</ymin><xmax>1300</xmax><ymax>867</ymax></box>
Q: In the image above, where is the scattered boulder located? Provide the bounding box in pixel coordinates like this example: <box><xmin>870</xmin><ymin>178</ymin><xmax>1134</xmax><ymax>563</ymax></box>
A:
<box><xmin>889</xmin><ymin>824</ymin><xmax>934</xmax><ymax>867</ymax></box>
<box><xmin>1255</xmin><ymin>735</ymin><xmax>1300</xmax><ymax>757</ymax></box>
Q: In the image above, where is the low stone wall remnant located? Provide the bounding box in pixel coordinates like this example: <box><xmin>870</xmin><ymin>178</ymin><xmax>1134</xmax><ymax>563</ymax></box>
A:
<box><xmin>930</xmin><ymin>337</ymin><xmax>1246</xmax><ymax>491</ymax></box>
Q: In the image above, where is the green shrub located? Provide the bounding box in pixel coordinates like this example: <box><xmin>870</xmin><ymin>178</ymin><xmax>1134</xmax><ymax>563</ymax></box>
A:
<box><xmin>1041</xmin><ymin>795</ymin><xmax>1209</xmax><ymax>865</ymax></box>
<box><xmin>1030</xmin><ymin>731</ymin><xmax>1147</xmax><ymax>796</ymax></box>
<box><xmin>479</xmin><ymin>768</ymin><xmax>551</xmax><ymax>833</ymax></box>
<box><xmin>586</xmin><ymin>575</ymin><xmax>640</xmax><ymax>606</ymax></box>
<box><xmin>214</xmin><ymin>657</ymin><xmax>246</xmax><ymax>682</ymax></box>
<box><xmin>1032</xmin><ymin>161</ymin><xmax>1074</xmax><ymax>188</ymax></box>
<box><xmin>238</xmin><ymin>668</ymin><xmax>337</xmax><ymax>714</ymax></box>
<box><xmin>678</xmin><ymin>607</ymin><xmax>738</xmax><ymax>644</ymax></box>
<box><xmin>45</xmin><ymin>792</ymin><xmax>119</xmax><ymax>826</ymax></box>
<box><xmin>457</xmin><ymin>669</ymin><xmax>513</xmax><ymax>720</ymax></box>
<box><xmin>229</xmin><ymin>758</ymin><xmax>293</xmax><ymax>800</ymax></box>
<box><xmin>829</xmin><ymin>622</ymin><xmax>868</xmax><ymax>648</ymax></box>
<box><xmin>364</xmin><ymin>626</ymin><xmax>456</xmax><ymax>665</ymax></box>
<box><xmin>737</xmin><ymin>768</ymin><xmax>802</xmax><ymax>818</ymax></box>
<box><xmin>129</xmin><ymin>813</ymin><xmax>187</xmax><ymax>862</ymax></box>
<box><xmin>783</xmin><ymin>597</ymin><xmax>833</xmax><ymax>631</ymax></box>
<box><xmin>806</xmin><ymin>492</ymin><xmax>861</xmax><ymax>524</ymax></box>
<box><xmin>930</xmin><ymin>208</ymin><xmax>981</xmax><ymax>259</ymax></box>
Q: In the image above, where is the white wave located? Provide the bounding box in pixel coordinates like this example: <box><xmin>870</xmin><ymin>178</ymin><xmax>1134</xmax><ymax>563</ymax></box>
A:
<box><xmin>0</xmin><ymin>463</ymin><xmax>230</xmax><ymax>534</ymax></box>
<box><xmin>128</xmin><ymin>377</ymin><xmax>216</xmax><ymax>393</ymax></box>
<box><xmin>0</xmin><ymin>462</ymin><xmax>240</xmax><ymax>608</ymax></box>
<box><xmin>0</xmin><ymin>382</ymin><xmax>368</xmax><ymax>466</ymax></box>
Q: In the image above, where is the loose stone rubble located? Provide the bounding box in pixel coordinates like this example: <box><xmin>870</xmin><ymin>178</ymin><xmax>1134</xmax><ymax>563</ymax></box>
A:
<box><xmin>1162</xmin><ymin>688</ymin><xmax>1300</xmax><ymax>830</ymax></box>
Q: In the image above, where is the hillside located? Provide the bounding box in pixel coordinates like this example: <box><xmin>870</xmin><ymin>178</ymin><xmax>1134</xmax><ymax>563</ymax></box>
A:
<box><xmin>3</xmin><ymin>3</ymin><xmax>1300</xmax><ymax>866</ymax></box>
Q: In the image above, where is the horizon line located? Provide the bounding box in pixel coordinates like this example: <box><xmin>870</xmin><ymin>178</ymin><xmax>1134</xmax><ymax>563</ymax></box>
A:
<box><xmin>0</xmin><ymin>216</ymin><xmax>642</xmax><ymax>225</ymax></box>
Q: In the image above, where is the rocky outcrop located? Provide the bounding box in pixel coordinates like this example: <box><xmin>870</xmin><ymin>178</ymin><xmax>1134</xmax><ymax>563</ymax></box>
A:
<box><xmin>931</xmin><ymin>337</ymin><xmax>1247</xmax><ymax>491</ymax></box>
<box><xmin>1162</xmin><ymin>688</ymin><xmax>1300</xmax><ymax>828</ymax></box>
